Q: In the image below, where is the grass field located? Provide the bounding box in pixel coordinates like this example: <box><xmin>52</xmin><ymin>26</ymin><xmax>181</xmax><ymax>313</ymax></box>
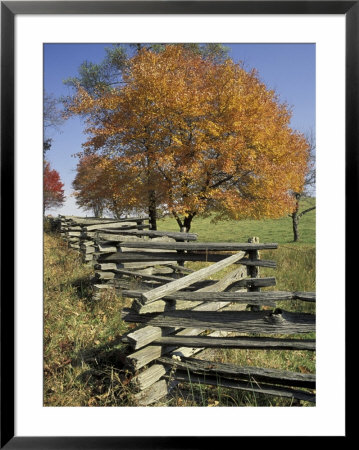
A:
<box><xmin>44</xmin><ymin>199</ymin><xmax>315</xmax><ymax>407</ymax></box>
<box><xmin>157</xmin><ymin>197</ymin><xmax>316</xmax><ymax>245</ymax></box>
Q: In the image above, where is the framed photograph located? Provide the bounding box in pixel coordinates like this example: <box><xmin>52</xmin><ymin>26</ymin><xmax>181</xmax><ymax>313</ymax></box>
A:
<box><xmin>1</xmin><ymin>1</ymin><xmax>353</xmax><ymax>446</ymax></box>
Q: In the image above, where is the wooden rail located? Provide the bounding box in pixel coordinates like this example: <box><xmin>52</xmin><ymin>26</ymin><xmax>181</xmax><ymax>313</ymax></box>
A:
<box><xmin>121</xmin><ymin>308</ymin><xmax>315</xmax><ymax>334</ymax></box>
<box><xmin>97</xmin><ymin>229</ymin><xmax>198</xmax><ymax>241</ymax></box>
<box><xmin>113</xmin><ymin>241</ymin><xmax>278</xmax><ymax>251</ymax></box>
<box><xmin>158</xmin><ymin>356</ymin><xmax>316</xmax><ymax>388</ymax></box>
<box><xmin>150</xmin><ymin>336</ymin><xmax>316</xmax><ymax>351</ymax></box>
<box><xmin>99</xmin><ymin>251</ymin><xmax>277</xmax><ymax>267</ymax></box>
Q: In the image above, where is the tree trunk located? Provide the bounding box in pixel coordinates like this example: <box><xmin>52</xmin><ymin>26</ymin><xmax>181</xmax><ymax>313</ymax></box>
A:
<box><xmin>148</xmin><ymin>190</ymin><xmax>157</xmax><ymax>230</ymax></box>
<box><xmin>172</xmin><ymin>212</ymin><xmax>196</xmax><ymax>232</ymax></box>
<box><xmin>292</xmin><ymin>212</ymin><xmax>299</xmax><ymax>242</ymax></box>
<box><xmin>291</xmin><ymin>193</ymin><xmax>301</xmax><ymax>242</ymax></box>
<box><xmin>183</xmin><ymin>214</ymin><xmax>194</xmax><ymax>233</ymax></box>
<box><xmin>93</xmin><ymin>204</ymin><xmax>103</xmax><ymax>218</ymax></box>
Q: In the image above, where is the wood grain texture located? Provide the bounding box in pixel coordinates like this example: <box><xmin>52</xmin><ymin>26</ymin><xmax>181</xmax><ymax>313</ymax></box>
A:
<box><xmin>99</xmin><ymin>251</ymin><xmax>276</xmax><ymax>267</ymax></box>
<box><xmin>125</xmin><ymin>266</ymin><xmax>246</xmax><ymax>314</ymax></box>
<box><xmin>138</xmin><ymin>252</ymin><xmax>246</xmax><ymax>304</ymax></box>
<box><xmin>151</xmin><ymin>335</ymin><xmax>316</xmax><ymax>351</ymax></box>
<box><xmin>127</xmin><ymin>330</ymin><xmax>236</xmax><ymax>395</ymax></box>
<box><xmin>121</xmin><ymin>308</ymin><xmax>315</xmax><ymax>334</ymax></box>
<box><xmin>294</xmin><ymin>292</ymin><xmax>316</xmax><ymax>302</ymax></box>
<box><xmin>106</xmin><ymin>261</ymin><xmax>175</xmax><ymax>271</ymax></box>
<box><xmin>85</xmin><ymin>221</ymin><xmax>143</xmax><ymax>231</ymax></box>
<box><xmin>133</xmin><ymin>379</ymin><xmax>177</xmax><ymax>406</ymax></box>
<box><xmin>116</xmin><ymin>246</ymin><xmax>177</xmax><ymax>254</ymax></box>
<box><xmin>246</xmin><ymin>237</ymin><xmax>261</xmax><ymax>311</ymax></box>
<box><xmin>94</xmin><ymin>271</ymin><xmax>115</xmax><ymax>280</ymax></box>
<box><xmin>127</xmin><ymin>290</ymin><xmax>313</xmax><ymax>305</ymax></box>
<box><xmin>225</xmin><ymin>277</ymin><xmax>276</xmax><ymax>290</ymax></box>
<box><xmin>122</xmin><ymin>271</ymin><xmax>258</xmax><ymax>301</ymax></box>
<box><xmin>123</xmin><ymin>298</ymin><xmax>233</xmax><ymax>350</ymax></box>
<box><xmin>59</xmin><ymin>216</ymin><xmax>147</xmax><ymax>226</ymax></box>
<box><xmin>116</xmin><ymin>241</ymin><xmax>278</xmax><ymax>251</ymax></box>
<box><xmin>114</xmin><ymin>269</ymin><xmax>178</xmax><ymax>283</ymax></box>
<box><xmin>124</xmin><ymin>302</ymin><xmax>243</xmax><ymax>370</ymax></box>
<box><xmin>131</xmin><ymin>364</ymin><xmax>167</xmax><ymax>392</ymax></box>
<box><xmin>123</xmin><ymin>266</ymin><xmax>247</xmax><ymax>348</ymax></box>
<box><xmin>125</xmin><ymin>329</ymin><xmax>230</xmax><ymax>372</ymax></box>
<box><xmin>166</xmin><ymin>372</ymin><xmax>315</xmax><ymax>403</ymax></box>
<box><xmin>98</xmin><ymin>229</ymin><xmax>198</xmax><ymax>241</ymax></box>
<box><xmin>96</xmin><ymin>234</ymin><xmax>147</xmax><ymax>243</ymax></box>
<box><xmin>84</xmin><ymin>225</ymin><xmax>150</xmax><ymax>236</ymax></box>
<box><xmin>158</xmin><ymin>356</ymin><xmax>315</xmax><ymax>388</ymax></box>
<box><xmin>97</xmin><ymin>243</ymin><xmax>118</xmax><ymax>253</ymax></box>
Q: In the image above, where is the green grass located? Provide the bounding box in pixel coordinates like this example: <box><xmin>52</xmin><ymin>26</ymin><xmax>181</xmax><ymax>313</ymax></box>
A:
<box><xmin>44</xmin><ymin>198</ymin><xmax>316</xmax><ymax>407</ymax></box>
<box><xmin>157</xmin><ymin>197</ymin><xmax>316</xmax><ymax>245</ymax></box>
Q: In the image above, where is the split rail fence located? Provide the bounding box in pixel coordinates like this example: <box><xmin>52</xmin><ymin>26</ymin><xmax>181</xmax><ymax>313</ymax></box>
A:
<box><xmin>52</xmin><ymin>214</ymin><xmax>149</xmax><ymax>264</ymax></box>
<box><xmin>112</xmin><ymin>239</ymin><xmax>316</xmax><ymax>406</ymax></box>
<box><xmin>51</xmin><ymin>216</ymin><xmax>316</xmax><ymax>406</ymax></box>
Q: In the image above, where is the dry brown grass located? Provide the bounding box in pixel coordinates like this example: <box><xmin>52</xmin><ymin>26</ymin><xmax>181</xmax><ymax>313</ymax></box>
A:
<box><xmin>43</xmin><ymin>233</ymin><xmax>137</xmax><ymax>406</ymax></box>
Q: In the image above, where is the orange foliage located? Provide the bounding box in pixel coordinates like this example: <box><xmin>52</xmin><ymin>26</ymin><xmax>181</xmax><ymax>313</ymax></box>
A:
<box><xmin>72</xmin><ymin>155</ymin><xmax>106</xmax><ymax>217</ymax></box>
<box><xmin>72</xmin><ymin>154</ymin><xmax>151</xmax><ymax>217</ymax></box>
<box><xmin>69</xmin><ymin>46</ymin><xmax>309</xmax><ymax>229</ymax></box>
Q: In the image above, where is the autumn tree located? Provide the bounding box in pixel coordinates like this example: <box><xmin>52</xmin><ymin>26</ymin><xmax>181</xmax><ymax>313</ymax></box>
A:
<box><xmin>72</xmin><ymin>154</ymin><xmax>146</xmax><ymax>218</ymax></box>
<box><xmin>64</xmin><ymin>44</ymin><xmax>229</xmax><ymax>229</ymax></box>
<box><xmin>67</xmin><ymin>45</ymin><xmax>309</xmax><ymax>232</ymax></box>
<box><xmin>72</xmin><ymin>154</ymin><xmax>107</xmax><ymax>217</ymax></box>
<box><xmin>43</xmin><ymin>161</ymin><xmax>65</xmax><ymax>213</ymax></box>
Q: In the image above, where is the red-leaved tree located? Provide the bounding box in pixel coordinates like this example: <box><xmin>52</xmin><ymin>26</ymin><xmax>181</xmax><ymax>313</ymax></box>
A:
<box><xmin>44</xmin><ymin>161</ymin><xmax>65</xmax><ymax>213</ymax></box>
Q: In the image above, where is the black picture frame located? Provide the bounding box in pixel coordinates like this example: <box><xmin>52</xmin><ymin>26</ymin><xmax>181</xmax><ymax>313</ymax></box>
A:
<box><xmin>1</xmin><ymin>1</ymin><xmax>353</xmax><ymax>447</ymax></box>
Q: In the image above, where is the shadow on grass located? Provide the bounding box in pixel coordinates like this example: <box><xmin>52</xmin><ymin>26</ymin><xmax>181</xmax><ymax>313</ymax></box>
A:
<box><xmin>72</xmin><ymin>336</ymin><xmax>127</xmax><ymax>368</ymax></box>
<box><xmin>71</xmin><ymin>338</ymin><xmax>135</xmax><ymax>406</ymax></box>
<box><xmin>70</xmin><ymin>275</ymin><xmax>96</xmax><ymax>302</ymax></box>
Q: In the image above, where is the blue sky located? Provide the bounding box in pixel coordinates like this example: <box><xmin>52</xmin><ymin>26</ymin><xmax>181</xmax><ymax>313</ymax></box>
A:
<box><xmin>44</xmin><ymin>43</ymin><xmax>315</xmax><ymax>216</ymax></box>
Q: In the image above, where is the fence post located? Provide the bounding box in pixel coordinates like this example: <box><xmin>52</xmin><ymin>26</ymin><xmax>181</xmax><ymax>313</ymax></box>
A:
<box><xmin>176</xmin><ymin>226</ymin><xmax>187</xmax><ymax>266</ymax></box>
<box><xmin>247</xmin><ymin>236</ymin><xmax>261</xmax><ymax>311</ymax></box>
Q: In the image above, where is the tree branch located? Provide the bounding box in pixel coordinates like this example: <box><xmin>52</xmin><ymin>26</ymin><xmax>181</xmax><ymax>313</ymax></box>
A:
<box><xmin>298</xmin><ymin>206</ymin><xmax>316</xmax><ymax>218</ymax></box>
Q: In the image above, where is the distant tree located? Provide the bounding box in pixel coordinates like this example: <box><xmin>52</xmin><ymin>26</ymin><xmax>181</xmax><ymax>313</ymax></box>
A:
<box><xmin>43</xmin><ymin>161</ymin><xmax>65</xmax><ymax>213</ymax></box>
<box><xmin>72</xmin><ymin>155</ymin><xmax>106</xmax><ymax>217</ymax></box>
<box><xmin>72</xmin><ymin>154</ymin><xmax>148</xmax><ymax>218</ymax></box>
<box><xmin>43</xmin><ymin>138</ymin><xmax>52</xmax><ymax>154</ymax></box>
<box><xmin>43</xmin><ymin>92</ymin><xmax>65</xmax><ymax>154</ymax></box>
<box><xmin>289</xmin><ymin>130</ymin><xmax>316</xmax><ymax>242</ymax></box>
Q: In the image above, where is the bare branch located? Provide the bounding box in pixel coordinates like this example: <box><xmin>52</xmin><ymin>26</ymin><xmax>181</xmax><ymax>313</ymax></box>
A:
<box><xmin>298</xmin><ymin>206</ymin><xmax>316</xmax><ymax>218</ymax></box>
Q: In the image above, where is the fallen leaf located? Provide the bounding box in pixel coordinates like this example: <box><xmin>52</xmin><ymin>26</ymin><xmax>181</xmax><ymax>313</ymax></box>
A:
<box><xmin>88</xmin><ymin>397</ymin><xmax>97</xmax><ymax>406</ymax></box>
<box><xmin>208</xmin><ymin>400</ymin><xmax>219</xmax><ymax>407</ymax></box>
